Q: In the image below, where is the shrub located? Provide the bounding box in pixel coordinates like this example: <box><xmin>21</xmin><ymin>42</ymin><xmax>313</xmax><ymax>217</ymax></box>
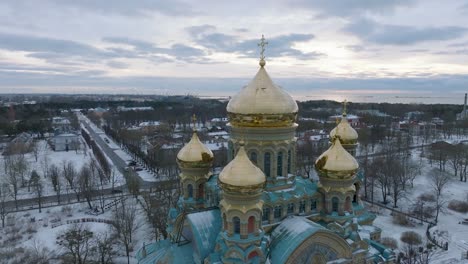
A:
<box><xmin>418</xmin><ymin>193</ymin><xmax>436</xmax><ymax>202</ymax></box>
<box><xmin>448</xmin><ymin>200</ymin><xmax>468</xmax><ymax>213</ymax></box>
<box><xmin>381</xmin><ymin>237</ymin><xmax>398</xmax><ymax>249</ymax></box>
<box><xmin>401</xmin><ymin>231</ymin><xmax>422</xmax><ymax>246</ymax></box>
<box><xmin>392</xmin><ymin>213</ymin><xmax>413</xmax><ymax>227</ymax></box>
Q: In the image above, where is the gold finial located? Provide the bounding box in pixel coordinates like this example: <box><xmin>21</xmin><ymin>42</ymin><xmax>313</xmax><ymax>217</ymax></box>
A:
<box><xmin>191</xmin><ymin>114</ymin><xmax>197</xmax><ymax>132</ymax></box>
<box><xmin>342</xmin><ymin>100</ymin><xmax>348</xmax><ymax>116</ymax></box>
<box><xmin>258</xmin><ymin>34</ymin><xmax>268</xmax><ymax>67</ymax></box>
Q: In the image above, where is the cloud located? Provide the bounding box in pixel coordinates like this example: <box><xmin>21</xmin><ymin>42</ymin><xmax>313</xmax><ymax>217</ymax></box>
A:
<box><xmin>292</xmin><ymin>0</ymin><xmax>413</xmax><ymax>17</ymax></box>
<box><xmin>344</xmin><ymin>18</ymin><xmax>468</xmax><ymax>45</ymax></box>
<box><xmin>2</xmin><ymin>0</ymin><xmax>194</xmax><ymax>17</ymax></box>
<box><xmin>187</xmin><ymin>27</ymin><xmax>323</xmax><ymax>60</ymax></box>
<box><xmin>0</xmin><ymin>32</ymin><xmax>110</xmax><ymax>57</ymax></box>
<box><xmin>102</xmin><ymin>37</ymin><xmax>208</xmax><ymax>63</ymax></box>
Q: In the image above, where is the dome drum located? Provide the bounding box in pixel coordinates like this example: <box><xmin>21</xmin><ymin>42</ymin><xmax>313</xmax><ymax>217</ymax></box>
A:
<box><xmin>218</xmin><ymin>180</ymin><xmax>265</xmax><ymax>195</ymax></box>
<box><xmin>228</xmin><ymin>112</ymin><xmax>297</xmax><ymax>128</ymax></box>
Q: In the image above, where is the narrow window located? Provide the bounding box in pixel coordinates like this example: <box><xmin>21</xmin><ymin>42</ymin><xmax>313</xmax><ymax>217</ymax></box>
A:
<box><xmin>274</xmin><ymin>205</ymin><xmax>282</xmax><ymax>219</ymax></box>
<box><xmin>311</xmin><ymin>199</ymin><xmax>317</xmax><ymax>211</ymax></box>
<box><xmin>287</xmin><ymin>150</ymin><xmax>291</xmax><ymax>174</ymax></box>
<box><xmin>264</xmin><ymin>152</ymin><xmax>271</xmax><ymax>177</ymax></box>
<box><xmin>233</xmin><ymin>217</ymin><xmax>240</xmax><ymax>234</ymax></box>
<box><xmin>277</xmin><ymin>151</ymin><xmax>283</xmax><ymax>176</ymax></box>
<box><xmin>287</xmin><ymin>203</ymin><xmax>294</xmax><ymax>215</ymax></box>
<box><xmin>332</xmin><ymin>197</ymin><xmax>339</xmax><ymax>213</ymax></box>
<box><xmin>262</xmin><ymin>207</ymin><xmax>270</xmax><ymax>222</ymax></box>
<box><xmin>187</xmin><ymin>184</ymin><xmax>193</xmax><ymax>198</ymax></box>
<box><xmin>248</xmin><ymin>216</ymin><xmax>255</xmax><ymax>233</ymax></box>
<box><xmin>250</xmin><ymin>152</ymin><xmax>257</xmax><ymax>164</ymax></box>
<box><xmin>299</xmin><ymin>200</ymin><xmax>306</xmax><ymax>213</ymax></box>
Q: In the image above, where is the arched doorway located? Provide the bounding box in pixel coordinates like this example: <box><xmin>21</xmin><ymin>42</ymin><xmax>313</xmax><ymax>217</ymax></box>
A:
<box><xmin>248</xmin><ymin>216</ymin><xmax>255</xmax><ymax>234</ymax></box>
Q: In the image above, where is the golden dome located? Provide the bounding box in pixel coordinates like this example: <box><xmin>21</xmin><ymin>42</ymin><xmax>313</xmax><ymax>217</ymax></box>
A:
<box><xmin>177</xmin><ymin>132</ymin><xmax>213</xmax><ymax>165</ymax></box>
<box><xmin>227</xmin><ymin>66</ymin><xmax>298</xmax><ymax>116</ymax></box>
<box><xmin>330</xmin><ymin>114</ymin><xmax>358</xmax><ymax>145</ymax></box>
<box><xmin>315</xmin><ymin>137</ymin><xmax>358</xmax><ymax>179</ymax></box>
<box><xmin>219</xmin><ymin>146</ymin><xmax>265</xmax><ymax>189</ymax></box>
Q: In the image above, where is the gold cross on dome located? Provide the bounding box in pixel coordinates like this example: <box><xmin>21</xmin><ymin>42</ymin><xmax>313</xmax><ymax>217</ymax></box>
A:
<box><xmin>258</xmin><ymin>34</ymin><xmax>268</xmax><ymax>61</ymax></box>
<box><xmin>342</xmin><ymin>100</ymin><xmax>348</xmax><ymax>116</ymax></box>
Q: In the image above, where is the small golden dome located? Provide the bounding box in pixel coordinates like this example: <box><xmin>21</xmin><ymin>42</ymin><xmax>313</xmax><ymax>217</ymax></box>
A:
<box><xmin>227</xmin><ymin>66</ymin><xmax>298</xmax><ymax>115</ymax></box>
<box><xmin>177</xmin><ymin>132</ymin><xmax>213</xmax><ymax>164</ymax></box>
<box><xmin>219</xmin><ymin>146</ymin><xmax>265</xmax><ymax>188</ymax></box>
<box><xmin>315</xmin><ymin>137</ymin><xmax>358</xmax><ymax>179</ymax></box>
<box><xmin>330</xmin><ymin>114</ymin><xmax>358</xmax><ymax>145</ymax></box>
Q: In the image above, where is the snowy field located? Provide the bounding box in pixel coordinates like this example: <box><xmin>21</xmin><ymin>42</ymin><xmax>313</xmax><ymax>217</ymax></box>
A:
<box><xmin>0</xmin><ymin>199</ymin><xmax>152</xmax><ymax>264</ymax></box>
<box><xmin>0</xmin><ymin>139</ymin><xmax>125</xmax><ymax>202</ymax></box>
<box><xmin>370</xmin><ymin>146</ymin><xmax>468</xmax><ymax>263</ymax></box>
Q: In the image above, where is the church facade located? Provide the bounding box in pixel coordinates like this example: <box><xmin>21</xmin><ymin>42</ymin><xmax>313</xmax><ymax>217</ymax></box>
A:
<box><xmin>136</xmin><ymin>41</ymin><xmax>395</xmax><ymax>264</ymax></box>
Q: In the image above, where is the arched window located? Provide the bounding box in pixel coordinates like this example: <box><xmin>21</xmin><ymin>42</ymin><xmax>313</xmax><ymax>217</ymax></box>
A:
<box><xmin>310</xmin><ymin>199</ymin><xmax>317</xmax><ymax>212</ymax></box>
<box><xmin>287</xmin><ymin>150</ymin><xmax>292</xmax><ymax>174</ymax></box>
<box><xmin>287</xmin><ymin>202</ymin><xmax>295</xmax><ymax>215</ymax></box>
<box><xmin>264</xmin><ymin>152</ymin><xmax>271</xmax><ymax>177</ymax></box>
<box><xmin>248</xmin><ymin>216</ymin><xmax>255</xmax><ymax>233</ymax></box>
<box><xmin>274</xmin><ymin>205</ymin><xmax>282</xmax><ymax>219</ymax></box>
<box><xmin>233</xmin><ymin>217</ymin><xmax>241</xmax><ymax>234</ymax></box>
<box><xmin>277</xmin><ymin>151</ymin><xmax>283</xmax><ymax>176</ymax></box>
<box><xmin>345</xmin><ymin>196</ymin><xmax>352</xmax><ymax>212</ymax></box>
<box><xmin>198</xmin><ymin>184</ymin><xmax>204</xmax><ymax>199</ymax></box>
<box><xmin>250</xmin><ymin>151</ymin><xmax>257</xmax><ymax>164</ymax></box>
<box><xmin>299</xmin><ymin>200</ymin><xmax>306</xmax><ymax>213</ymax></box>
<box><xmin>332</xmin><ymin>197</ymin><xmax>339</xmax><ymax>213</ymax></box>
<box><xmin>187</xmin><ymin>184</ymin><xmax>193</xmax><ymax>198</ymax></box>
<box><xmin>262</xmin><ymin>207</ymin><xmax>270</xmax><ymax>222</ymax></box>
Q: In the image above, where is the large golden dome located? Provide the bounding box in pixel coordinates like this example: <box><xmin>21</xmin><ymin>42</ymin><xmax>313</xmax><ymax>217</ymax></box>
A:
<box><xmin>226</xmin><ymin>62</ymin><xmax>298</xmax><ymax>127</ymax></box>
<box><xmin>218</xmin><ymin>145</ymin><xmax>265</xmax><ymax>191</ymax></box>
<box><xmin>315</xmin><ymin>137</ymin><xmax>358</xmax><ymax>179</ymax></box>
<box><xmin>177</xmin><ymin>132</ymin><xmax>213</xmax><ymax>166</ymax></box>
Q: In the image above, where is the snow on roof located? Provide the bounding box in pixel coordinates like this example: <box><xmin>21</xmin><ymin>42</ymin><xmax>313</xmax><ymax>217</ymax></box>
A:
<box><xmin>270</xmin><ymin>216</ymin><xmax>326</xmax><ymax>264</ymax></box>
<box><xmin>187</xmin><ymin>209</ymin><xmax>221</xmax><ymax>262</ymax></box>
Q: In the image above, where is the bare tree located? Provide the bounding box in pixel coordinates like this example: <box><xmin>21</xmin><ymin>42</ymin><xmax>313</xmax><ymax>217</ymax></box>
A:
<box><xmin>63</xmin><ymin>161</ymin><xmax>78</xmax><ymax>201</ymax></box>
<box><xmin>400</xmin><ymin>231</ymin><xmax>422</xmax><ymax>264</ymax></box>
<box><xmin>429</xmin><ymin>168</ymin><xmax>450</xmax><ymax>196</ymax></box>
<box><xmin>111</xmin><ymin>198</ymin><xmax>139</xmax><ymax>264</ymax></box>
<box><xmin>19</xmin><ymin>239</ymin><xmax>56</xmax><ymax>264</ymax></box>
<box><xmin>93</xmin><ymin>232</ymin><xmax>116</xmax><ymax>264</ymax></box>
<box><xmin>79</xmin><ymin>165</ymin><xmax>95</xmax><ymax>209</ymax></box>
<box><xmin>0</xmin><ymin>183</ymin><xmax>11</xmax><ymax>228</ymax></box>
<box><xmin>49</xmin><ymin>164</ymin><xmax>62</xmax><ymax>203</ymax></box>
<box><xmin>39</xmin><ymin>143</ymin><xmax>50</xmax><ymax>178</ymax></box>
<box><xmin>5</xmin><ymin>157</ymin><xmax>20</xmax><ymax>210</ymax></box>
<box><xmin>30</xmin><ymin>170</ymin><xmax>43</xmax><ymax>212</ymax></box>
<box><xmin>57</xmin><ymin>224</ymin><xmax>94</xmax><ymax>264</ymax></box>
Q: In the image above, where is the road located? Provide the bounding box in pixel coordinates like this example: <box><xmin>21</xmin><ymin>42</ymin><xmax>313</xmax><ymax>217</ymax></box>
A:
<box><xmin>79</xmin><ymin>115</ymin><xmax>178</xmax><ymax>190</ymax></box>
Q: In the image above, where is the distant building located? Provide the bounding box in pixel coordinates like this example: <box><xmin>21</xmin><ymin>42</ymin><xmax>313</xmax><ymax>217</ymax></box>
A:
<box><xmin>328</xmin><ymin>114</ymin><xmax>361</xmax><ymax>127</ymax></box>
<box><xmin>408</xmin><ymin>121</ymin><xmax>436</xmax><ymax>136</ymax></box>
<box><xmin>117</xmin><ymin>106</ymin><xmax>154</xmax><ymax>112</ymax></box>
<box><xmin>457</xmin><ymin>93</ymin><xmax>468</xmax><ymax>120</ymax></box>
<box><xmin>52</xmin><ymin>117</ymin><xmax>71</xmax><ymax>132</ymax></box>
<box><xmin>405</xmin><ymin>111</ymin><xmax>424</xmax><ymax>121</ymax></box>
<box><xmin>51</xmin><ymin>133</ymin><xmax>80</xmax><ymax>151</ymax></box>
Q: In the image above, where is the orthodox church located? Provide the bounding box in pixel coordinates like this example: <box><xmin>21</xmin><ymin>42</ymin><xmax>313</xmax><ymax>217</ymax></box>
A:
<box><xmin>136</xmin><ymin>38</ymin><xmax>395</xmax><ymax>264</ymax></box>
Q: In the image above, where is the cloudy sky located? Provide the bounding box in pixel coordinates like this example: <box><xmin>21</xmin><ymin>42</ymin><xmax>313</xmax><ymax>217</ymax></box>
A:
<box><xmin>1</xmin><ymin>0</ymin><xmax>468</xmax><ymax>102</ymax></box>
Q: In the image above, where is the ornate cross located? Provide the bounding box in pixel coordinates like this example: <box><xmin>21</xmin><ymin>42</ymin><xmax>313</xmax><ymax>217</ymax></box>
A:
<box><xmin>258</xmin><ymin>34</ymin><xmax>268</xmax><ymax>61</ymax></box>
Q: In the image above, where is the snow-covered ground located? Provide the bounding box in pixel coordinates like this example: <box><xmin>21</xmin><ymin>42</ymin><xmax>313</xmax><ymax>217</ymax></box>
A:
<box><xmin>370</xmin><ymin>146</ymin><xmax>468</xmax><ymax>263</ymax></box>
<box><xmin>0</xmin><ymin>199</ymin><xmax>153</xmax><ymax>264</ymax></box>
<box><xmin>0</xmin><ymin>139</ymin><xmax>125</xmax><ymax>201</ymax></box>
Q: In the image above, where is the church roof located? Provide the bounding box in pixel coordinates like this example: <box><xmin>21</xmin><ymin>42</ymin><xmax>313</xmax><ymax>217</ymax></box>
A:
<box><xmin>315</xmin><ymin>138</ymin><xmax>359</xmax><ymax>177</ymax></box>
<box><xmin>219</xmin><ymin>146</ymin><xmax>265</xmax><ymax>187</ymax></box>
<box><xmin>330</xmin><ymin>114</ymin><xmax>358</xmax><ymax>145</ymax></box>
<box><xmin>226</xmin><ymin>65</ymin><xmax>298</xmax><ymax>115</ymax></box>
<box><xmin>177</xmin><ymin>132</ymin><xmax>214</xmax><ymax>163</ymax></box>
<box><xmin>270</xmin><ymin>217</ymin><xmax>326</xmax><ymax>264</ymax></box>
<box><xmin>186</xmin><ymin>209</ymin><xmax>222</xmax><ymax>262</ymax></box>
